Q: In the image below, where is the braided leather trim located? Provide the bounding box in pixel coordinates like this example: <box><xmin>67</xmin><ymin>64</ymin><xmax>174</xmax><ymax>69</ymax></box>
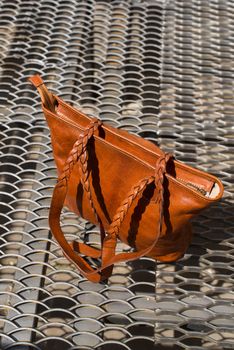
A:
<box><xmin>78</xmin><ymin>134</ymin><xmax>101</xmax><ymax>224</ymax></box>
<box><xmin>154</xmin><ymin>153</ymin><xmax>173</xmax><ymax>236</ymax></box>
<box><xmin>57</xmin><ymin>119</ymin><xmax>102</xmax><ymax>224</ymax></box>
<box><xmin>154</xmin><ymin>152</ymin><xmax>173</xmax><ymax>203</ymax></box>
<box><xmin>58</xmin><ymin>118</ymin><xmax>101</xmax><ymax>186</ymax></box>
<box><xmin>106</xmin><ymin>153</ymin><xmax>173</xmax><ymax>240</ymax></box>
<box><xmin>57</xmin><ymin>118</ymin><xmax>104</xmax><ymax>245</ymax></box>
<box><xmin>107</xmin><ymin>176</ymin><xmax>155</xmax><ymax>237</ymax></box>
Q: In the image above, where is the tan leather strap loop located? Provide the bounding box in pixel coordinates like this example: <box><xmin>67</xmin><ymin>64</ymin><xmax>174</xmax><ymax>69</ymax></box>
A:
<box><xmin>29</xmin><ymin>75</ymin><xmax>57</xmax><ymax>113</ymax></box>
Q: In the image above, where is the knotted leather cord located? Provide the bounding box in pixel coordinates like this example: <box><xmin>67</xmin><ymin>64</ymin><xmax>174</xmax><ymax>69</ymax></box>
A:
<box><xmin>49</xmin><ymin>118</ymin><xmax>173</xmax><ymax>282</ymax></box>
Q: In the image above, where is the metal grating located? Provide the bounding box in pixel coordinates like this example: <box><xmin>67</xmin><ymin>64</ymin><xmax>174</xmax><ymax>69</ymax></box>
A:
<box><xmin>0</xmin><ymin>0</ymin><xmax>233</xmax><ymax>349</ymax></box>
<box><xmin>156</xmin><ymin>1</ymin><xmax>234</xmax><ymax>349</ymax></box>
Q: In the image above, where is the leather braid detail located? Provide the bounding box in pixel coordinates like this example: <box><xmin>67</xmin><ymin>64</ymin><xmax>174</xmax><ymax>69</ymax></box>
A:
<box><xmin>106</xmin><ymin>153</ymin><xmax>173</xmax><ymax>239</ymax></box>
<box><xmin>154</xmin><ymin>153</ymin><xmax>173</xmax><ymax>237</ymax></box>
<box><xmin>107</xmin><ymin>176</ymin><xmax>154</xmax><ymax>237</ymax></box>
<box><xmin>154</xmin><ymin>152</ymin><xmax>173</xmax><ymax>203</ymax></box>
<box><xmin>58</xmin><ymin>118</ymin><xmax>101</xmax><ymax>188</ymax></box>
<box><xmin>57</xmin><ymin>118</ymin><xmax>103</xmax><ymax>234</ymax></box>
<box><xmin>78</xmin><ymin>142</ymin><xmax>100</xmax><ymax>223</ymax></box>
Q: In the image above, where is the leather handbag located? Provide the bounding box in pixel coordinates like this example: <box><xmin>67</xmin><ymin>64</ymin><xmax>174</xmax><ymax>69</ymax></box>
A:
<box><xmin>29</xmin><ymin>75</ymin><xmax>224</xmax><ymax>282</ymax></box>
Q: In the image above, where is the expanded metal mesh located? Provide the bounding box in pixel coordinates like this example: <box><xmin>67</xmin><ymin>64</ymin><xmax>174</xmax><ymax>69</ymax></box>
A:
<box><xmin>0</xmin><ymin>0</ymin><xmax>233</xmax><ymax>349</ymax></box>
<box><xmin>156</xmin><ymin>1</ymin><xmax>234</xmax><ymax>349</ymax></box>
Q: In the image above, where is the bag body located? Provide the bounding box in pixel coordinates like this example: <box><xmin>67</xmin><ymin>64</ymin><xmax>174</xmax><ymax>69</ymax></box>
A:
<box><xmin>29</xmin><ymin>75</ymin><xmax>224</xmax><ymax>282</ymax></box>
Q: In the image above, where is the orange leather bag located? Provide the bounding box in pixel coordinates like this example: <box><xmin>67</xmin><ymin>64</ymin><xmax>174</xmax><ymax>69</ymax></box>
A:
<box><xmin>29</xmin><ymin>75</ymin><xmax>224</xmax><ymax>282</ymax></box>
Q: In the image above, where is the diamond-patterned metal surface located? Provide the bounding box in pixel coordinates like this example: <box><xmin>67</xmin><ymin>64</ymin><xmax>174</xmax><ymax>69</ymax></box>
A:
<box><xmin>0</xmin><ymin>0</ymin><xmax>233</xmax><ymax>349</ymax></box>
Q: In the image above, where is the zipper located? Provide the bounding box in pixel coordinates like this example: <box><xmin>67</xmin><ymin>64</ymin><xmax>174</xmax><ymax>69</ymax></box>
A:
<box><xmin>177</xmin><ymin>177</ymin><xmax>208</xmax><ymax>196</ymax></box>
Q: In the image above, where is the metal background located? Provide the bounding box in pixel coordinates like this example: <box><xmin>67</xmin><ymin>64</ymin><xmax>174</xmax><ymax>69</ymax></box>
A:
<box><xmin>0</xmin><ymin>0</ymin><xmax>233</xmax><ymax>349</ymax></box>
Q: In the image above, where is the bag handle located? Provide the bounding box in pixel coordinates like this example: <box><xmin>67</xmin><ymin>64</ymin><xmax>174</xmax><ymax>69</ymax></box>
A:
<box><xmin>49</xmin><ymin>119</ymin><xmax>173</xmax><ymax>282</ymax></box>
